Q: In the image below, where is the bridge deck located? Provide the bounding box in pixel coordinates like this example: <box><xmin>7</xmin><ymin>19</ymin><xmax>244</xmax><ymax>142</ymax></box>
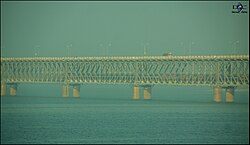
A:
<box><xmin>1</xmin><ymin>55</ymin><xmax>249</xmax><ymax>87</ymax></box>
<box><xmin>1</xmin><ymin>55</ymin><xmax>249</xmax><ymax>61</ymax></box>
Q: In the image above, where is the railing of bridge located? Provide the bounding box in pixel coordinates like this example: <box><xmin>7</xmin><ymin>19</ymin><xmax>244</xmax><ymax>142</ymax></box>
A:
<box><xmin>1</xmin><ymin>55</ymin><xmax>249</xmax><ymax>87</ymax></box>
<box><xmin>1</xmin><ymin>55</ymin><xmax>248</xmax><ymax>61</ymax></box>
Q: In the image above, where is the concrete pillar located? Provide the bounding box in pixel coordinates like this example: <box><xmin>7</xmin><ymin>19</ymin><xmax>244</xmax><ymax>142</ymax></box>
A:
<box><xmin>10</xmin><ymin>84</ymin><xmax>17</xmax><ymax>96</ymax></box>
<box><xmin>73</xmin><ymin>84</ymin><xmax>80</xmax><ymax>97</ymax></box>
<box><xmin>213</xmin><ymin>86</ymin><xmax>222</xmax><ymax>102</ymax></box>
<box><xmin>62</xmin><ymin>84</ymin><xmax>69</xmax><ymax>97</ymax></box>
<box><xmin>1</xmin><ymin>83</ymin><xmax>6</xmax><ymax>96</ymax></box>
<box><xmin>226</xmin><ymin>87</ymin><xmax>234</xmax><ymax>103</ymax></box>
<box><xmin>132</xmin><ymin>85</ymin><xmax>140</xmax><ymax>100</ymax></box>
<box><xmin>143</xmin><ymin>86</ymin><xmax>152</xmax><ymax>100</ymax></box>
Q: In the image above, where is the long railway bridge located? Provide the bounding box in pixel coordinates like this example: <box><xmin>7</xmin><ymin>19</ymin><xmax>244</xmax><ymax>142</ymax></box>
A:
<box><xmin>1</xmin><ymin>55</ymin><xmax>249</xmax><ymax>102</ymax></box>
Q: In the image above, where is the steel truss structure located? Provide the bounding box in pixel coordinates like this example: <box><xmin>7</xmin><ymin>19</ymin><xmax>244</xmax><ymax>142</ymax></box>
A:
<box><xmin>1</xmin><ymin>55</ymin><xmax>249</xmax><ymax>87</ymax></box>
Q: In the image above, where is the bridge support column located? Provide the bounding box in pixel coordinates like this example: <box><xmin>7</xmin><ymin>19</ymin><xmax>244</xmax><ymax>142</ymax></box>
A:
<box><xmin>143</xmin><ymin>86</ymin><xmax>152</xmax><ymax>100</ymax></box>
<box><xmin>226</xmin><ymin>87</ymin><xmax>234</xmax><ymax>103</ymax></box>
<box><xmin>213</xmin><ymin>86</ymin><xmax>222</xmax><ymax>102</ymax></box>
<box><xmin>1</xmin><ymin>83</ymin><xmax>6</xmax><ymax>96</ymax></box>
<box><xmin>62</xmin><ymin>84</ymin><xmax>69</xmax><ymax>97</ymax></box>
<box><xmin>132</xmin><ymin>85</ymin><xmax>140</xmax><ymax>100</ymax></box>
<box><xmin>10</xmin><ymin>84</ymin><xmax>17</xmax><ymax>96</ymax></box>
<box><xmin>73</xmin><ymin>84</ymin><xmax>80</xmax><ymax>97</ymax></box>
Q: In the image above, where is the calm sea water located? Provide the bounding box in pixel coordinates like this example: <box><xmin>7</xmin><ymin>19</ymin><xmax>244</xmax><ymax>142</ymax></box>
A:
<box><xmin>1</xmin><ymin>95</ymin><xmax>249</xmax><ymax>144</ymax></box>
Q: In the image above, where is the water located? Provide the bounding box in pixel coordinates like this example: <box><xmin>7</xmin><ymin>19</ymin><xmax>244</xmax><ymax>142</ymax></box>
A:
<box><xmin>1</xmin><ymin>95</ymin><xmax>249</xmax><ymax>144</ymax></box>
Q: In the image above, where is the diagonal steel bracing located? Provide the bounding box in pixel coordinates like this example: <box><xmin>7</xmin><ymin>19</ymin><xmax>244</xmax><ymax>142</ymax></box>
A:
<box><xmin>1</xmin><ymin>55</ymin><xmax>249</xmax><ymax>87</ymax></box>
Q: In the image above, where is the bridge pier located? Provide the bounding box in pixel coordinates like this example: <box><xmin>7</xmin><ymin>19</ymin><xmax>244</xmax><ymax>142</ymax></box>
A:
<box><xmin>73</xmin><ymin>84</ymin><xmax>80</xmax><ymax>97</ymax></box>
<box><xmin>213</xmin><ymin>86</ymin><xmax>222</xmax><ymax>102</ymax></box>
<box><xmin>143</xmin><ymin>86</ymin><xmax>152</xmax><ymax>100</ymax></box>
<box><xmin>1</xmin><ymin>83</ymin><xmax>6</xmax><ymax>96</ymax></box>
<box><xmin>62</xmin><ymin>84</ymin><xmax>69</xmax><ymax>97</ymax></box>
<box><xmin>225</xmin><ymin>87</ymin><xmax>234</xmax><ymax>103</ymax></box>
<box><xmin>10</xmin><ymin>84</ymin><xmax>17</xmax><ymax>96</ymax></box>
<box><xmin>132</xmin><ymin>85</ymin><xmax>140</xmax><ymax>100</ymax></box>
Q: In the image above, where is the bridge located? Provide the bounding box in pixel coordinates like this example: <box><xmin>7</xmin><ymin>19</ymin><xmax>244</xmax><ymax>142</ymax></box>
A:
<box><xmin>1</xmin><ymin>55</ymin><xmax>249</xmax><ymax>102</ymax></box>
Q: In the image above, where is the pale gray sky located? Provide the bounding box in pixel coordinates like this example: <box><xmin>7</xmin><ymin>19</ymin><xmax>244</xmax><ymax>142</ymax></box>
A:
<box><xmin>2</xmin><ymin>1</ymin><xmax>249</xmax><ymax>57</ymax></box>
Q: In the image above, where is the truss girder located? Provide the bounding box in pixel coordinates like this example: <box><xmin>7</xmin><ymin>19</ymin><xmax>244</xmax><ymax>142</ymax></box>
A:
<box><xmin>1</xmin><ymin>56</ymin><xmax>249</xmax><ymax>86</ymax></box>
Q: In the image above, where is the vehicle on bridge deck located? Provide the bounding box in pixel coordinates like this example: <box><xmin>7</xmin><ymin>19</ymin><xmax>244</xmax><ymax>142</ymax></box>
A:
<box><xmin>162</xmin><ymin>52</ymin><xmax>173</xmax><ymax>57</ymax></box>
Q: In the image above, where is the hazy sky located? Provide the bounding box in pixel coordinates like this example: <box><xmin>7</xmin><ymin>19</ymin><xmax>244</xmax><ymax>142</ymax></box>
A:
<box><xmin>2</xmin><ymin>1</ymin><xmax>249</xmax><ymax>57</ymax></box>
